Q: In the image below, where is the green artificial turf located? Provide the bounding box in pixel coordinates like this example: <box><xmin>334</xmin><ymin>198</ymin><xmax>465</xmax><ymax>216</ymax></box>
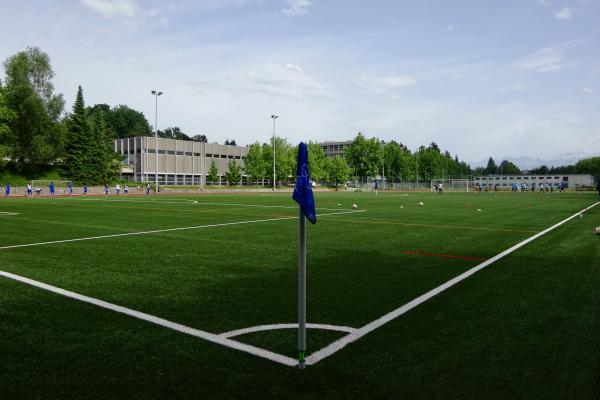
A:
<box><xmin>0</xmin><ymin>191</ymin><xmax>598</xmax><ymax>399</ymax></box>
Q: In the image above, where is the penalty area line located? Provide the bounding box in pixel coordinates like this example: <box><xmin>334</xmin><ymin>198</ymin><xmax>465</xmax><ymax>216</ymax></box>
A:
<box><xmin>305</xmin><ymin>201</ymin><xmax>599</xmax><ymax>366</ymax></box>
<box><xmin>0</xmin><ymin>210</ymin><xmax>365</xmax><ymax>251</ymax></box>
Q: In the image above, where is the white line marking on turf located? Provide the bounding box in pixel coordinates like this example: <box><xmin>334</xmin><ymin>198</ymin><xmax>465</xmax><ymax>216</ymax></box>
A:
<box><xmin>219</xmin><ymin>323</ymin><xmax>357</xmax><ymax>339</ymax></box>
<box><xmin>0</xmin><ymin>270</ymin><xmax>298</xmax><ymax>367</ymax></box>
<box><xmin>0</xmin><ymin>211</ymin><xmax>19</xmax><ymax>216</ymax></box>
<box><xmin>0</xmin><ymin>210</ymin><xmax>365</xmax><ymax>251</ymax></box>
<box><xmin>304</xmin><ymin>201</ymin><xmax>600</xmax><ymax>366</ymax></box>
<box><xmin>78</xmin><ymin>198</ymin><xmax>344</xmax><ymax>211</ymax></box>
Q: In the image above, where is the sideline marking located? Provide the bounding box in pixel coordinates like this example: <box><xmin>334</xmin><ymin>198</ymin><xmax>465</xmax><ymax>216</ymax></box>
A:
<box><xmin>0</xmin><ymin>210</ymin><xmax>365</xmax><ymax>251</ymax></box>
<box><xmin>0</xmin><ymin>211</ymin><xmax>19</xmax><ymax>216</ymax></box>
<box><xmin>304</xmin><ymin>201</ymin><xmax>599</xmax><ymax>366</ymax></box>
<box><xmin>77</xmin><ymin>198</ymin><xmax>345</xmax><ymax>212</ymax></box>
<box><xmin>0</xmin><ymin>270</ymin><xmax>297</xmax><ymax>367</ymax></box>
<box><xmin>402</xmin><ymin>250</ymin><xmax>486</xmax><ymax>262</ymax></box>
<box><xmin>219</xmin><ymin>323</ymin><xmax>356</xmax><ymax>339</ymax></box>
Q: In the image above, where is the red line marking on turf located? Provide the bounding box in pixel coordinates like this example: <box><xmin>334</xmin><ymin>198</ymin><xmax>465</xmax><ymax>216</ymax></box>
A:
<box><xmin>402</xmin><ymin>250</ymin><xmax>487</xmax><ymax>262</ymax></box>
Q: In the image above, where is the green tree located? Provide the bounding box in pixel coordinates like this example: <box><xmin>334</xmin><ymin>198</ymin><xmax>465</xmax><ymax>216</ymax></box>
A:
<box><xmin>90</xmin><ymin>110</ymin><xmax>121</xmax><ymax>183</ymax></box>
<box><xmin>224</xmin><ymin>159</ymin><xmax>241</xmax><ymax>185</ymax></box>
<box><xmin>574</xmin><ymin>156</ymin><xmax>600</xmax><ymax>176</ymax></box>
<box><xmin>325</xmin><ymin>155</ymin><xmax>351</xmax><ymax>189</ymax></box>
<box><xmin>265</xmin><ymin>136</ymin><xmax>293</xmax><ymax>185</ymax></box>
<box><xmin>485</xmin><ymin>157</ymin><xmax>497</xmax><ymax>175</ymax></box>
<box><xmin>344</xmin><ymin>133</ymin><xmax>383</xmax><ymax>177</ymax></box>
<box><xmin>0</xmin><ymin>87</ymin><xmax>16</xmax><ymax>169</ymax></box>
<box><xmin>63</xmin><ymin>86</ymin><xmax>93</xmax><ymax>183</ymax></box>
<box><xmin>498</xmin><ymin>160</ymin><xmax>521</xmax><ymax>175</ymax></box>
<box><xmin>244</xmin><ymin>142</ymin><xmax>266</xmax><ymax>184</ymax></box>
<box><xmin>207</xmin><ymin>160</ymin><xmax>219</xmax><ymax>184</ymax></box>
<box><xmin>158</xmin><ymin>126</ymin><xmax>190</xmax><ymax>140</ymax></box>
<box><xmin>307</xmin><ymin>141</ymin><xmax>327</xmax><ymax>182</ymax></box>
<box><xmin>106</xmin><ymin>105</ymin><xmax>151</xmax><ymax>138</ymax></box>
<box><xmin>2</xmin><ymin>47</ymin><xmax>65</xmax><ymax>169</ymax></box>
<box><xmin>192</xmin><ymin>134</ymin><xmax>207</xmax><ymax>143</ymax></box>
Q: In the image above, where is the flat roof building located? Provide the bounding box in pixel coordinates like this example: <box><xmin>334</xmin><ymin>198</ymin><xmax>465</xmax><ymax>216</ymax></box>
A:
<box><xmin>320</xmin><ymin>140</ymin><xmax>352</xmax><ymax>158</ymax></box>
<box><xmin>474</xmin><ymin>174</ymin><xmax>594</xmax><ymax>189</ymax></box>
<box><xmin>114</xmin><ymin>137</ymin><xmax>249</xmax><ymax>185</ymax></box>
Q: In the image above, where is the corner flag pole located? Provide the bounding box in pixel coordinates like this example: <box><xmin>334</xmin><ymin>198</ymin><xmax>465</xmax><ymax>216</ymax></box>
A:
<box><xmin>292</xmin><ymin>141</ymin><xmax>316</xmax><ymax>369</ymax></box>
<box><xmin>298</xmin><ymin>206</ymin><xmax>307</xmax><ymax>369</ymax></box>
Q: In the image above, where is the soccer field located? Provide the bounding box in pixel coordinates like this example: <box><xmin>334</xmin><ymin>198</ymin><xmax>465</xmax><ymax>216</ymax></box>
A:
<box><xmin>1</xmin><ymin>191</ymin><xmax>599</xmax><ymax>399</ymax></box>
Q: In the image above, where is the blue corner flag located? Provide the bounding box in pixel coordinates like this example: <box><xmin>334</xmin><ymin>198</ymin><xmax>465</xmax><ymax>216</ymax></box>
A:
<box><xmin>292</xmin><ymin>142</ymin><xmax>317</xmax><ymax>224</ymax></box>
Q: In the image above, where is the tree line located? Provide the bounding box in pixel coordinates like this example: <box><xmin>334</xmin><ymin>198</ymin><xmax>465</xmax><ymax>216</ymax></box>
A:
<box><xmin>2</xmin><ymin>46</ymin><xmax>598</xmax><ymax>185</ymax></box>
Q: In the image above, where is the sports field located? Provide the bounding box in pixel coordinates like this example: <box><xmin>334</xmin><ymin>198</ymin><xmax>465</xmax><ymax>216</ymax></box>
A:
<box><xmin>1</xmin><ymin>191</ymin><xmax>599</xmax><ymax>399</ymax></box>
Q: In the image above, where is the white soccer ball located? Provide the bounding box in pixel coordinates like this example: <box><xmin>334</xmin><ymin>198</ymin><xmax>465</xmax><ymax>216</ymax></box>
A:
<box><xmin>311</xmin><ymin>180</ymin><xmax>317</xmax><ymax>188</ymax></box>
<box><xmin>193</xmin><ymin>200</ymin><xmax>198</xmax><ymax>204</ymax></box>
<box><xmin>352</xmin><ymin>203</ymin><xmax>358</xmax><ymax>209</ymax></box>
<box><xmin>477</xmin><ymin>209</ymin><xmax>482</xmax><ymax>212</ymax></box>
<box><xmin>400</xmin><ymin>205</ymin><xmax>404</xmax><ymax>209</ymax></box>
<box><xmin>596</xmin><ymin>226</ymin><xmax>600</xmax><ymax>235</ymax></box>
<box><xmin>418</xmin><ymin>202</ymin><xmax>424</xmax><ymax>207</ymax></box>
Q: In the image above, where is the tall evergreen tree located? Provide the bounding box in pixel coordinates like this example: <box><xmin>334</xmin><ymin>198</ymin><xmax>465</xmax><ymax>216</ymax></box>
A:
<box><xmin>63</xmin><ymin>86</ymin><xmax>91</xmax><ymax>182</ymax></box>
<box><xmin>485</xmin><ymin>157</ymin><xmax>498</xmax><ymax>175</ymax></box>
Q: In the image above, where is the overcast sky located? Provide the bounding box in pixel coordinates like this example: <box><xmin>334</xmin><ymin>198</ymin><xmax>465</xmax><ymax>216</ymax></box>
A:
<box><xmin>1</xmin><ymin>0</ymin><xmax>599</xmax><ymax>166</ymax></box>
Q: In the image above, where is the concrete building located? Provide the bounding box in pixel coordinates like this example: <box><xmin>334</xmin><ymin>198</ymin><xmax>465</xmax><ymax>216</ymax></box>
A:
<box><xmin>320</xmin><ymin>140</ymin><xmax>352</xmax><ymax>158</ymax></box>
<box><xmin>474</xmin><ymin>174</ymin><xmax>594</xmax><ymax>189</ymax></box>
<box><xmin>114</xmin><ymin>137</ymin><xmax>249</xmax><ymax>185</ymax></box>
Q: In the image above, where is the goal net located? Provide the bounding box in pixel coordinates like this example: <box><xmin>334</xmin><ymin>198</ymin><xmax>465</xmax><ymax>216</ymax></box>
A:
<box><xmin>430</xmin><ymin>179</ymin><xmax>470</xmax><ymax>192</ymax></box>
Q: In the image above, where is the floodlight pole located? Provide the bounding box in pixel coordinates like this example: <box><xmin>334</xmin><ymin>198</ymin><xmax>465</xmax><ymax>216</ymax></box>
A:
<box><xmin>271</xmin><ymin>115</ymin><xmax>278</xmax><ymax>191</ymax></box>
<box><xmin>381</xmin><ymin>140</ymin><xmax>385</xmax><ymax>191</ymax></box>
<box><xmin>298</xmin><ymin>206</ymin><xmax>306</xmax><ymax>369</ymax></box>
<box><xmin>151</xmin><ymin>90</ymin><xmax>163</xmax><ymax>193</ymax></box>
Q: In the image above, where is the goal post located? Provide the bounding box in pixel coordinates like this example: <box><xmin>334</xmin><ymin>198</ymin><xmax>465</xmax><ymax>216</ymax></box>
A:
<box><xmin>430</xmin><ymin>179</ymin><xmax>470</xmax><ymax>192</ymax></box>
<box><xmin>31</xmin><ymin>180</ymin><xmax>72</xmax><ymax>195</ymax></box>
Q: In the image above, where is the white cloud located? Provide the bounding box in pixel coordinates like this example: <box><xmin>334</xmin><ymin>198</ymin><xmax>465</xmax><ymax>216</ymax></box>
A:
<box><xmin>554</xmin><ymin>6</ymin><xmax>576</xmax><ymax>19</ymax></box>
<box><xmin>193</xmin><ymin>63</ymin><xmax>333</xmax><ymax>99</ymax></box>
<box><xmin>511</xmin><ymin>41</ymin><xmax>581</xmax><ymax>72</ymax></box>
<box><xmin>535</xmin><ymin>0</ymin><xmax>550</xmax><ymax>5</ymax></box>
<box><xmin>282</xmin><ymin>0</ymin><xmax>312</xmax><ymax>16</ymax></box>
<box><xmin>582</xmin><ymin>87</ymin><xmax>593</xmax><ymax>94</ymax></box>
<box><xmin>81</xmin><ymin>0</ymin><xmax>139</xmax><ymax>19</ymax></box>
<box><xmin>446</xmin><ymin>24</ymin><xmax>455</xmax><ymax>31</ymax></box>
<box><xmin>354</xmin><ymin>73</ymin><xmax>416</xmax><ymax>95</ymax></box>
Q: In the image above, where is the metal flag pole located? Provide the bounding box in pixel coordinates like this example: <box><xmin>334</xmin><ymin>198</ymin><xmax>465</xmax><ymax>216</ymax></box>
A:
<box><xmin>298</xmin><ymin>206</ymin><xmax>307</xmax><ymax>369</ymax></box>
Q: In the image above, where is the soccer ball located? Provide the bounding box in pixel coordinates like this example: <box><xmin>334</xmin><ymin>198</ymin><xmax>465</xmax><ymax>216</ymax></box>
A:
<box><xmin>311</xmin><ymin>180</ymin><xmax>317</xmax><ymax>188</ymax></box>
<box><xmin>418</xmin><ymin>202</ymin><xmax>424</xmax><ymax>207</ymax></box>
<box><xmin>596</xmin><ymin>226</ymin><xmax>600</xmax><ymax>235</ymax></box>
<box><xmin>193</xmin><ymin>200</ymin><xmax>198</xmax><ymax>204</ymax></box>
<box><xmin>477</xmin><ymin>209</ymin><xmax>482</xmax><ymax>212</ymax></box>
<box><xmin>352</xmin><ymin>203</ymin><xmax>358</xmax><ymax>209</ymax></box>
<box><xmin>400</xmin><ymin>205</ymin><xmax>404</xmax><ymax>209</ymax></box>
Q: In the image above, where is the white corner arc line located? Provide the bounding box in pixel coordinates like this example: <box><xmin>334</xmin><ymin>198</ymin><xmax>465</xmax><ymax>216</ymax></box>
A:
<box><xmin>0</xmin><ymin>270</ymin><xmax>298</xmax><ymax>367</ymax></box>
<box><xmin>0</xmin><ymin>210</ymin><xmax>365</xmax><ymax>251</ymax></box>
<box><xmin>219</xmin><ymin>323</ymin><xmax>357</xmax><ymax>339</ymax></box>
<box><xmin>304</xmin><ymin>202</ymin><xmax>599</xmax><ymax>366</ymax></box>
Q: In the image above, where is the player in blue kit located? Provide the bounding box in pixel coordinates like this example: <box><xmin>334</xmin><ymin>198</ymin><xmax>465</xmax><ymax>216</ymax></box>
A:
<box><xmin>83</xmin><ymin>183</ymin><xmax>88</xmax><ymax>196</ymax></box>
<box><xmin>67</xmin><ymin>181</ymin><xmax>73</xmax><ymax>196</ymax></box>
<box><xmin>49</xmin><ymin>182</ymin><xmax>55</xmax><ymax>198</ymax></box>
<box><xmin>4</xmin><ymin>182</ymin><xmax>10</xmax><ymax>198</ymax></box>
<box><xmin>104</xmin><ymin>183</ymin><xmax>109</xmax><ymax>196</ymax></box>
